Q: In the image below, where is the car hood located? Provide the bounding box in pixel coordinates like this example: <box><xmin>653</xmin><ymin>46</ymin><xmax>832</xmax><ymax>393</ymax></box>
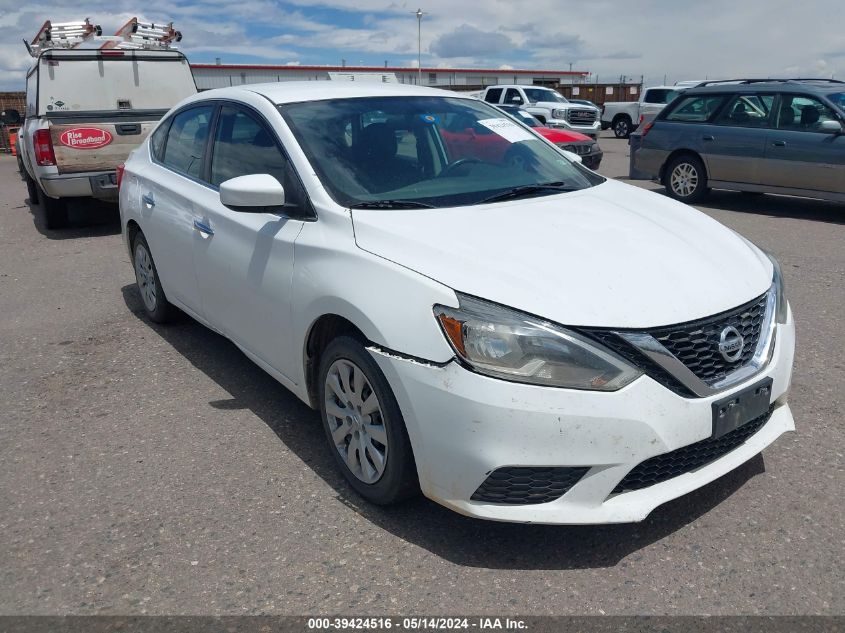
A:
<box><xmin>351</xmin><ymin>179</ymin><xmax>772</xmax><ymax>328</ymax></box>
<box><xmin>536</xmin><ymin>126</ymin><xmax>593</xmax><ymax>143</ymax></box>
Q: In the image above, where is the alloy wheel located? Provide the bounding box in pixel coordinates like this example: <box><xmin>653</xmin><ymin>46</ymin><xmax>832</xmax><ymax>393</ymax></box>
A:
<box><xmin>670</xmin><ymin>162</ymin><xmax>699</xmax><ymax>198</ymax></box>
<box><xmin>324</xmin><ymin>358</ymin><xmax>389</xmax><ymax>484</ymax></box>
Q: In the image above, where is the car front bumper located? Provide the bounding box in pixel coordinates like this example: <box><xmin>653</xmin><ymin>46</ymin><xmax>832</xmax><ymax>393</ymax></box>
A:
<box><xmin>369</xmin><ymin>310</ymin><xmax>795</xmax><ymax>524</ymax></box>
<box><xmin>546</xmin><ymin>119</ymin><xmax>601</xmax><ymax>139</ymax></box>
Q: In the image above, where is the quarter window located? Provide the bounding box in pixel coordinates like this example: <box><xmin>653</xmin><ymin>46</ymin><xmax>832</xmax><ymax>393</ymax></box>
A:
<box><xmin>665</xmin><ymin>95</ymin><xmax>727</xmax><ymax>122</ymax></box>
<box><xmin>716</xmin><ymin>94</ymin><xmax>774</xmax><ymax>128</ymax></box>
<box><xmin>161</xmin><ymin>105</ymin><xmax>214</xmax><ymax>179</ymax></box>
<box><xmin>210</xmin><ymin>106</ymin><xmax>286</xmax><ymax>187</ymax></box>
<box><xmin>776</xmin><ymin>94</ymin><xmax>838</xmax><ymax>132</ymax></box>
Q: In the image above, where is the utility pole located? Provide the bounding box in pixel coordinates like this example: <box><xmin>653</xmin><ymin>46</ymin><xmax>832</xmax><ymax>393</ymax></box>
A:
<box><xmin>414</xmin><ymin>8</ymin><xmax>426</xmax><ymax>84</ymax></box>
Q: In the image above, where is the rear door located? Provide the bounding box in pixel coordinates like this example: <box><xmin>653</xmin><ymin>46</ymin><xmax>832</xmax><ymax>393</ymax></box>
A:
<box><xmin>190</xmin><ymin>103</ymin><xmax>307</xmax><ymax>379</ymax></box>
<box><xmin>137</xmin><ymin>104</ymin><xmax>215</xmax><ymax>317</ymax></box>
<box><xmin>703</xmin><ymin>93</ymin><xmax>774</xmax><ymax>185</ymax></box>
<box><xmin>762</xmin><ymin>93</ymin><xmax>845</xmax><ymax>194</ymax></box>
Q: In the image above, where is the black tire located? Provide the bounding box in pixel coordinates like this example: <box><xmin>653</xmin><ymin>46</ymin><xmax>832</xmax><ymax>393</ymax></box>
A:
<box><xmin>24</xmin><ymin>172</ymin><xmax>39</xmax><ymax>205</ymax></box>
<box><xmin>664</xmin><ymin>154</ymin><xmax>708</xmax><ymax>203</ymax></box>
<box><xmin>613</xmin><ymin>115</ymin><xmax>632</xmax><ymax>139</ymax></box>
<box><xmin>42</xmin><ymin>194</ymin><xmax>69</xmax><ymax>229</ymax></box>
<box><xmin>534</xmin><ymin>115</ymin><xmax>546</xmax><ymax>125</ymax></box>
<box><xmin>132</xmin><ymin>232</ymin><xmax>177</xmax><ymax>323</ymax></box>
<box><xmin>318</xmin><ymin>336</ymin><xmax>419</xmax><ymax>505</ymax></box>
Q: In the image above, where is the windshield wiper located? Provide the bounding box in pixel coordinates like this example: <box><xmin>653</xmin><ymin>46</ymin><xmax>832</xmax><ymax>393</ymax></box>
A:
<box><xmin>478</xmin><ymin>182</ymin><xmax>576</xmax><ymax>205</ymax></box>
<box><xmin>349</xmin><ymin>200</ymin><xmax>435</xmax><ymax>209</ymax></box>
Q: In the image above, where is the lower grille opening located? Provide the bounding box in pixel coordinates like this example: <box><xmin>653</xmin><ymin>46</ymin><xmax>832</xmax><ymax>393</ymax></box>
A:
<box><xmin>471</xmin><ymin>466</ymin><xmax>589</xmax><ymax>505</ymax></box>
<box><xmin>612</xmin><ymin>406</ymin><xmax>775</xmax><ymax>494</ymax></box>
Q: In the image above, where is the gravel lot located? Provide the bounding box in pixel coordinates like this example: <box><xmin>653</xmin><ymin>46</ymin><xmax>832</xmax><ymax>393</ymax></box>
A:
<box><xmin>1</xmin><ymin>133</ymin><xmax>843</xmax><ymax>616</ymax></box>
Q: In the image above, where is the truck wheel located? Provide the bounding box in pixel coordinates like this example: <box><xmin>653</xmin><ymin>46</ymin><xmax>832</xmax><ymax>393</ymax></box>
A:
<box><xmin>42</xmin><ymin>194</ymin><xmax>69</xmax><ymax>229</ymax></box>
<box><xmin>664</xmin><ymin>154</ymin><xmax>708</xmax><ymax>203</ymax></box>
<box><xmin>24</xmin><ymin>172</ymin><xmax>39</xmax><ymax>205</ymax></box>
<box><xmin>613</xmin><ymin>116</ymin><xmax>632</xmax><ymax>139</ymax></box>
<box><xmin>534</xmin><ymin>115</ymin><xmax>547</xmax><ymax>125</ymax></box>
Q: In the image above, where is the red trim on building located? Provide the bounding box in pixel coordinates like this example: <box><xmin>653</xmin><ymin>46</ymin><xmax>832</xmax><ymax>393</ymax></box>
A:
<box><xmin>190</xmin><ymin>63</ymin><xmax>589</xmax><ymax>76</ymax></box>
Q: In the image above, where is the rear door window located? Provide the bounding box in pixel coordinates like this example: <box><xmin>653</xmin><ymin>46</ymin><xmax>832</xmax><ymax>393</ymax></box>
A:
<box><xmin>644</xmin><ymin>89</ymin><xmax>681</xmax><ymax>104</ymax></box>
<box><xmin>484</xmin><ymin>88</ymin><xmax>503</xmax><ymax>104</ymax></box>
<box><xmin>504</xmin><ymin>88</ymin><xmax>523</xmax><ymax>105</ymax></box>
<box><xmin>160</xmin><ymin>105</ymin><xmax>214</xmax><ymax>179</ymax></box>
<box><xmin>716</xmin><ymin>94</ymin><xmax>775</xmax><ymax>128</ymax></box>
<box><xmin>665</xmin><ymin>95</ymin><xmax>727</xmax><ymax>122</ymax></box>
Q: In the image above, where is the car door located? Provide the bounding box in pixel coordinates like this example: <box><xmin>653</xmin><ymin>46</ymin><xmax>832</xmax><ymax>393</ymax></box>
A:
<box><xmin>138</xmin><ymin>104</ymin><xmax>214</xmax><ymax>317</ymax></box>
<box><xmin>190</xmin><ymin>103</ymin><xmax>308</xmax><ymax>380</ymax></box>
<box><xmin>703</xmin><ymin>93</ymin><xmax>774</xmax><ymax>185</ymax></box>
<box><xmin>762</xmin><ymin>93</ymin><xmax>845</xmax><ymax>194</ymax></box>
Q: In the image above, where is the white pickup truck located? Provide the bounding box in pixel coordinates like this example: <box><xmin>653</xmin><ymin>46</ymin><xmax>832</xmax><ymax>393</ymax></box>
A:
<box><xmin>13</xmin><ymin>47</ymin><xmax>196</xmax><ymax>228</ymax></box>
<box><xmin>600</xmin><ymin>86</ymin><xmax>686</xmax><ymax>138</ymax></box>
<box><xmin>480</xmin><ymin>85</ymin><xmax>600</xmax><ymax>139</ymax></box>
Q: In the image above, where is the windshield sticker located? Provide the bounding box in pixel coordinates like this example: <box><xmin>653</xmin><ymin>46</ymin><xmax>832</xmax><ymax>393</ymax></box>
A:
<box><xmin>419</xmin><ymin>114</ymin><xmax>440</xmax><ymax>124</ymax></box>
<box><xmin>477</xmin><ymin>118</ymin><xmax>535</xmax><ymax>143</ymax></box>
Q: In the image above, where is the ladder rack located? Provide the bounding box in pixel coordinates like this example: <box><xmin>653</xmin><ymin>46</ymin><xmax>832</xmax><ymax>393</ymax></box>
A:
<box><xmin>25</xmin><ymin>17</ymin><xmax>182</xmax><ymax>56</ymax></box>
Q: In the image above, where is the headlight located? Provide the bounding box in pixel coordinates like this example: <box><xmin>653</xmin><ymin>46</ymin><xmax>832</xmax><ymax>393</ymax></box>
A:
<box><xmin>765</xmin><ymin>252</ymin><xmax>788</xmax><ymax>323</ymax></box>
<box><xmin>434</xmin><ymin>294</ymin><xmax>642</xmax><ymax>390</ymax></box>
<box><xmin>552</xmin><ymin>108</ymin><xmax>567</xmax><ymax>119</ymax></box>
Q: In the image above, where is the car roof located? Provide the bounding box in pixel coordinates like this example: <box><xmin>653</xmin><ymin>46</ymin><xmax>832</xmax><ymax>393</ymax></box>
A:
<box><xmin>194</xmin><ymin>81</ymin><xmax>470</xmax><ymax>105</ymax></box>
<box><xmin>685</xmin><ymin>80</ymin><xmax>844</xmax><ymax>96</ymax></box>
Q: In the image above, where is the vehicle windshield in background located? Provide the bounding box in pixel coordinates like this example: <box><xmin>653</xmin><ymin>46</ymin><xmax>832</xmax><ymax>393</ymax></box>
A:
<box><xmin>280</xmin><ymin>97</ymin><xmax>601</xmax><ymax>208</ymax></box>
<box><xmin>828</xmin><ymin>92</ymin><xmax>845</xmax><ymax>110</ymax></box>
<box><xmin>523</xmin><ymin>88</ymin><xmax>568</xmax><ymax>104</ymax></box>
<box><xmin>499</xmin><ymin>106</ymin><xmax>541</xmax><ymax>128</ymax></box>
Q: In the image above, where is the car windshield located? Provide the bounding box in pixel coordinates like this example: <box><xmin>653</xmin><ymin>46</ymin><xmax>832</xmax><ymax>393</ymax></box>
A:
<box><xmin>279</xmin><ymin>96</ymin><xmax>601</xmax><ymax>208</ymax></box>
<box><xmin>828</xmin><ymin>92</ymin><xmax>845</xmax><ymax>110</ymax></box>
<box><xmin>523</xmin><ymin>88</ymin><xmax>568</xmax><ymax>104</ymax></box>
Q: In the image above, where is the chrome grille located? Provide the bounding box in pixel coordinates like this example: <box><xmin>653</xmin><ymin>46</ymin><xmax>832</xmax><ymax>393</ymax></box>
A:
<box><xmin>567</xmin><ymin>108</ymin><xmax>597</xmax><ymax>125</ymax></box>
<box><xmin>647</xmin><ymin>294</ymin><xmax>768</xmax><ymax>384</ymax></box>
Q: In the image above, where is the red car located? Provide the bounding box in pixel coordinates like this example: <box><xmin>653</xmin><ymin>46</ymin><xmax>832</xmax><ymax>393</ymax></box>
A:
<box><xmin>439</xmin><ymin>105</ymin><xmax>602</xmax><ymax>170</ymax></box>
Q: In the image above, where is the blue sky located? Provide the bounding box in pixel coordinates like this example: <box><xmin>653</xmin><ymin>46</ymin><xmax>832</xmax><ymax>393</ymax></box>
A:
<box><xmin>1</xmin><ymin>0</ymin><xmax>843</xmax><ymax>90</ymax></box>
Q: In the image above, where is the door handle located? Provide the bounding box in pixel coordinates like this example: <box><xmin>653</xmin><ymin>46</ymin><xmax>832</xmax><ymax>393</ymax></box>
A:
<box><xmin>193</xmin><ymin>219</ymin><xmax>214</xmax><ymax>235</ymax></box>
<box><xmin>772</xmin><ymin>140</ymin><xmax>787</xmax><ymax>147</ymax></box>
<box><xmin>702</xmin><ymin>135</ymin><xmax>715</xmax><ymax>141</ymax></box>
<box><xmin>142</xmin><ymin>193</ymin><xmax>155</xmax><ymax>207</ymax></box>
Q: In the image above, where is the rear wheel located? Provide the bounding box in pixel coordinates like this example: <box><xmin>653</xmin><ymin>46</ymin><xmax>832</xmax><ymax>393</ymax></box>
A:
<box><xmin>664</xmin><ymin>154</ymin><xmax>708</xmax><ymax>203</ymax></box>
<box><xmin>132</xmin><ymin>232</ymin><xmax>176</xmax><ymax>323</ymax></box>
<box><xmin>42</xmin><ymin>194</ymin><xmax>68</xmax><ymax>229</ymax></box>
<box><xmin>613</xmin><ymin>115</ymin><xmax>632</xmax><ymax>139</ymax></box>
<box><xmin>318</xmin><ymin>336</ymin><xmax>419</xmax><ymax>505</ymax></box>
<box><xmin>24</xmin><ymin>172</ymin><xmax>39</xmax><ymax>205</ymax></box>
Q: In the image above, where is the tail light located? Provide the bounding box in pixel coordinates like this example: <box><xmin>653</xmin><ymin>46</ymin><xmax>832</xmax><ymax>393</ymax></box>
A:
<box><xmin>33</xmin><ymin>129</ymin><xmax>56</xmax><ymax>166</ymax></box>
<box><xmin>639</xmin><ymin>115</ymin><xmax>644</xmax><ymax>125</ymax></box>
<box><xmin>642</xmin><ymin>121</ymin><xmax>654</xmax><ymax>137</ymax></box>
<box><xmin>116</xmin><ymin>163</ymin><xmax>125</xmax><ymax>190</ymax></box>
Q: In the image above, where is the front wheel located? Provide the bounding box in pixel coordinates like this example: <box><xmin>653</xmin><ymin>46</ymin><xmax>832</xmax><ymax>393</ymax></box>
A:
<box><xmin>664</xmin><ymin>154</ymin><xmax>708</xmax><ymax>203</ymax></box>
<box><xmin>318</xmin><ymin>336</ymin><xmax>419</xmax><ymax>505</ymax></box>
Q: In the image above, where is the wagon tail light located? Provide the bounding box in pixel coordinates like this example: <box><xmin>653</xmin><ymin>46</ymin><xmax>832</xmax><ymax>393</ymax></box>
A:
<box><xmin>116</xmin><ymin>163</ymin><xmax>126</xmax><ymax>190</ymax></box>
<box><xmin>33</xmin><ymin>129</ymin><xmax>56</xmax><ymax>166</ymax></box>
<box><xmin>641</xmin><ymin>121</ymin><xmax>654</xmax><ymax>137</ymax></box>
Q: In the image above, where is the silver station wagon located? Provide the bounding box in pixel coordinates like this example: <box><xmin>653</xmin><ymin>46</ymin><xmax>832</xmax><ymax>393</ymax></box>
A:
<box><xmin>630</xmin><ymin>79</ymin><xmax>845</xmax><ymax>203</ymax></box>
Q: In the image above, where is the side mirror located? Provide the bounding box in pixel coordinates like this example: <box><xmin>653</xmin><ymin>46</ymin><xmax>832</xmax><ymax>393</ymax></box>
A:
<box><xmin>820</xmin><ymin>119</ymin><xmax>843</xmax><ymax>134</ymax></box>
<box><xmin>560</xmin><ymin>149</ymin><xmax>583</xmax><ymax>164</ymax></box>
<box><xmin>0</xmin><ymin>109</ymin><xmax>21</xmax><ymax>125</ymax></box>
<box><xmin>219</xmin><ymin>174</ymin><xmax>285</xmax><ymax>213</ymax></box>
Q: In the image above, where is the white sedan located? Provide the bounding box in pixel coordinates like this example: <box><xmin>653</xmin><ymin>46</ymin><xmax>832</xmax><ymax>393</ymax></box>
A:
<box><xmin>118</xmin><ymin>82</ymin><xmax>795</xmax><ymax>524</ymax></box>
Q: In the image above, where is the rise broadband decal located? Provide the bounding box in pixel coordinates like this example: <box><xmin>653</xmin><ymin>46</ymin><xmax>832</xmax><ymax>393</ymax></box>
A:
<box><xmin>59</xmin><ymin>128</ymin><xmax>113</xmax><ymax>150</ymax></box>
